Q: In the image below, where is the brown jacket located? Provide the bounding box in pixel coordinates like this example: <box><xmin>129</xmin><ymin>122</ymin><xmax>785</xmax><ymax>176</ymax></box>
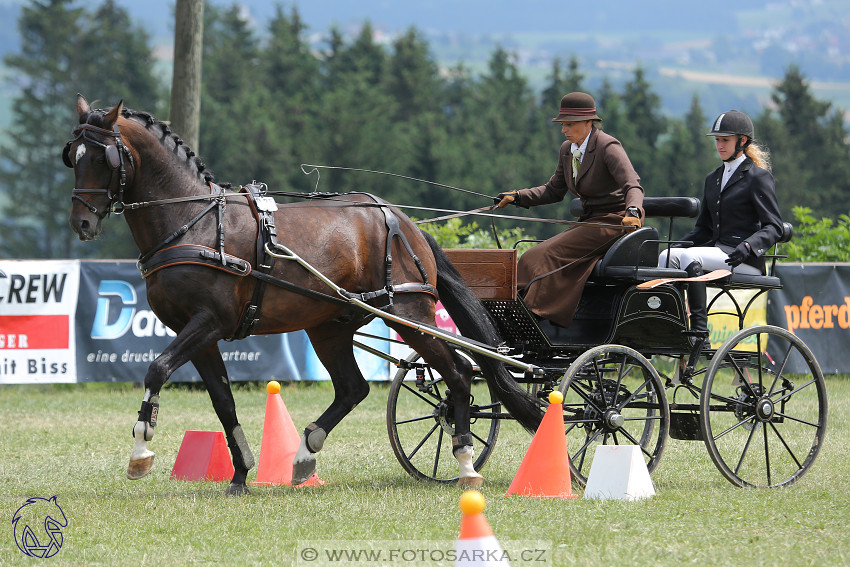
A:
<box><xmin>515</xmin><ymin>127</ymin><xmax>644</xmax><ymax>217</ymax></box>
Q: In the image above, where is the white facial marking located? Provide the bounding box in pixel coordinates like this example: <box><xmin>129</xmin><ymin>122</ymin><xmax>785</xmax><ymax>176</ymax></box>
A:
<box><xmin>75</xmin><ymin>144</ymin><xmax>86</xmax><ymax>164</ymax></box>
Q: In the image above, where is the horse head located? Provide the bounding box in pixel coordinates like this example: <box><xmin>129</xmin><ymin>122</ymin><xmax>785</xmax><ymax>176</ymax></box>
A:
<box><xmin>65</xmin><ymin>94</ymin><xmax>135</xmax><ymax>241</ymax></box>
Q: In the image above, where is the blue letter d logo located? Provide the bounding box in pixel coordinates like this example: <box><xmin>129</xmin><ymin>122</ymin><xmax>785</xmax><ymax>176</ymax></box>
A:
<box><xmin>91</xmin><ymin>280</ymin><xmax>137</xmax><ymax>340</ymax></box>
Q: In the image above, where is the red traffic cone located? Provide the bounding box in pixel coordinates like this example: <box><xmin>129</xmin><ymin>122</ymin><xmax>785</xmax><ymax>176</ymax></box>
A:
<box><xmin>170</xmin><ymin>430</ymin><xmax>235</xmax><ymax>481</ymax></box>
<box><xmin>252</xmin><ymin>381</ymin><xmax>324</xmax><ymax>487</ymax></box>
<box><xmin>455</xmin><ymin>490</ymin><xmax>510</xmax><ymax>566</ymax></box>
<box><xmin>505</xmin><ymin>391</ymin><xmax>577</xmax><ymax>498</ymax></box>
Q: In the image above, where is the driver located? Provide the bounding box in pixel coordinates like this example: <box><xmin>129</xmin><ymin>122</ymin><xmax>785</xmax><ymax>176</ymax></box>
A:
<box><xmin>494</xmin><ymin>92</ymin><xmax>644</xmax><ymax>328</ymax></box>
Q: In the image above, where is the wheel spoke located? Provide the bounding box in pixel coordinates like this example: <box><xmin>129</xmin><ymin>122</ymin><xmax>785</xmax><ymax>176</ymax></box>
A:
<box><xmin>406</xmin><ymin>423</ymin><xmax>440</xmax><ymax>460</ymax></box>
<box><xmin>762</xmin><ymin>419</ymin><xmax>772</xmax><ymax>486</ymax></box>
<box><xmin>732</xmin><ymin>419</ymin><xmax>758</xmax><ymax>475</ymax></box>
<box><xmin>768</xmin><ymin>421</ymin><xmax>804</xmax><ymax>470</ymax></box>
<box><xmin>400</xmin><ymin>381</ymin><xmax>440</xmax><ymax>408</ymax></box>
<box><xmin>394</xmin><ymin>414</ymin><xmax>436</xmax><ymax>426</ymax></box>
<box><xmin>766</xmin><ymin>342</ymin><xmax>793</xmax><ymax>396</ymax></box>
<box><xmin>432</xmin><ymin>427</ymin><xmax>444</xmax><ymax>478</ymax></box>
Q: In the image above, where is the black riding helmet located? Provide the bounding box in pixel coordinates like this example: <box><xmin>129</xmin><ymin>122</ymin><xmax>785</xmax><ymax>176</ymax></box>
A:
<box><xmin>707</xmin><ymin>110</ymin><xmax>754</xmax><ymax>162</ymax></box>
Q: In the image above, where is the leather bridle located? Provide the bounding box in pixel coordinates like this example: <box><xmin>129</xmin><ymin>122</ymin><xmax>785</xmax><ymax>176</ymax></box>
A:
<box><xmin>63</xmin><ymin>122</ymin><xmax>135</xmax><ymax>217</ymax></box>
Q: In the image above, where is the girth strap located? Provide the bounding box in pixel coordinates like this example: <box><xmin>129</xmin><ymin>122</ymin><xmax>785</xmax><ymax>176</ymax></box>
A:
<box><xmin>231</xmin><ymin>182</ymin><xmax>278</xmax><ymax>340</ymax></box>
<box><xmin>137</xmin><ymin>244</ymin><xmax>251</xmax><ymax>279</ymax></box>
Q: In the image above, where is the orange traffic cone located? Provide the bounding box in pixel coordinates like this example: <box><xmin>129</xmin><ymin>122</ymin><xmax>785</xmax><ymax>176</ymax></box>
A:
<box><xmin>170</xmin><ymin>430</ymin><xmax>235</xmax><ymax>481</ymax></box>
<box><xmin>505</xmin><ymin>391</ymin><xmax>577</xmax><ymax>498</ymax></box>
<box><xmin>455</xmin><ymin>490</ymin><xmax>510</xmax><ymax>566</ymax></box>
<box><xmin>251</xmin><ymin>381</ymin><xmax>324</xmax><ymax>487</ymax></box>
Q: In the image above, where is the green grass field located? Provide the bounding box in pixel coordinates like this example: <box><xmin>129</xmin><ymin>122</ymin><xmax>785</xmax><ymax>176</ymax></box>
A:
<box><xmin>1</xmin><ymin>378</ymin><xmax>848</xmax><ymax>566</ymax></box>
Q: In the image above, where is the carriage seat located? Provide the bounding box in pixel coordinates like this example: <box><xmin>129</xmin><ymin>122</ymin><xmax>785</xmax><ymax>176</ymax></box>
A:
<box><xmin>713</xmin><ymin>222</ymin><xmax>793</xmax><ymax>290</ymax></box>
<box><xmin>569</xmin><ymin>197</ymin><xmax>700</xmax><ymax>282</ymax></box>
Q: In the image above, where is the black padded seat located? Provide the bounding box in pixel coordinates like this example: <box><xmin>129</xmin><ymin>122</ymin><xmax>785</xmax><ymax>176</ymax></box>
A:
<box><xmin>709</xmin><ymin>222</ymin><xmax>792</xmax><ymax>290</ymax></box>
<box><xmin>571</xmin><ymin>196</ymin><xmax>698</xmax><ymax>281</ymax></box>
<box><xmin>719</xmin><ymin>273</ymin><xmax>782</xmax><ymax>289</ymax></box>
<box><xmin>589</xmin><ymin>226</ymin><xmax>688</xmax><ymax>280</ymax></box>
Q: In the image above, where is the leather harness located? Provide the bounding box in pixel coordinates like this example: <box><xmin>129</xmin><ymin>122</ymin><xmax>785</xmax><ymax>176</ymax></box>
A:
<box><xmin>136</xmin><ymin>184</ymin><xmax>438</xmax><ymax>340</ymax></box>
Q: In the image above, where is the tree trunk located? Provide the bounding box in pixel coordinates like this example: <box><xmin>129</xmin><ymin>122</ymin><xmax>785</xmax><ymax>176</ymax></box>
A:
<box><xmin>170</xmin><ymin>0</ymin><xmax>204</xmax><ymax>151</ymax></box>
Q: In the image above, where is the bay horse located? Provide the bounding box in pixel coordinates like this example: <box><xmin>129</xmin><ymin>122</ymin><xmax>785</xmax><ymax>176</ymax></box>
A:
<box><xmin>65</xmin><ymin>95</ymin><xmax>542</xmax><ymax>495</ymax></box>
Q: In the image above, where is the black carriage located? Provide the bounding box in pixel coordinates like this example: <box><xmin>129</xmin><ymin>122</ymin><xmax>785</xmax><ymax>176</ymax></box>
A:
<box><xmin>384</xmin><ymin>196</ymin><xmax>828</xmax><ymax>488</ymax></box>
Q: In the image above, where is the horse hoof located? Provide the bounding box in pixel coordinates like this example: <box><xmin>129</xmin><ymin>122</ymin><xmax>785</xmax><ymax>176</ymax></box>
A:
<box><xmin>457</xmin><ymin>475</ymin><xmax>484</xmax><ymax>490</ymax></box>
<box><xmin>126</xmin><ymin>455</ymin><xmax>155</xmax><ymax>480</ymax></box>
<box><xmin>225</xmin><ymin>482</ymin><xmax>250</xmax><ymax>496</ymax></box>
<box><xmin>292</xmin><ymin>455</ymin><xmax>317</xmax><ymax>486</ymax></box>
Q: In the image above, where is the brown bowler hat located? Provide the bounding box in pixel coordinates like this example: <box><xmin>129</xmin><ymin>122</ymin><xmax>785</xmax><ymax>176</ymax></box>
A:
<box><xmin>552</xmin><ymin>92</ymin><xmax>601</xmax><ymax>122</ymax></box>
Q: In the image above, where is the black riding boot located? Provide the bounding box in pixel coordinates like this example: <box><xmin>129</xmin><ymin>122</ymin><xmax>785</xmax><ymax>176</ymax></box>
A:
<box><xmin>685</xmin><ymin>261</ymin><xmax>708</xmax><ymax>335</ymax></box>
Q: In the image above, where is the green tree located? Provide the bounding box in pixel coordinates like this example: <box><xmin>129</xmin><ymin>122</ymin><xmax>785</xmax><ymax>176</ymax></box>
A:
<box><xmin>620</xmin><ymin>66</ymin><xmax>666</xmax><ymax>192</ymax></box>
<box><xmin>655</xmin><ymin>95</ymin><xmax>716</xmax><ymax>200</ymax></box>
<box><xmin>756</xmin><ymin>65</ymin><xmax>850</xmax><ymax>219</ymax></box>
<box><xmin>539</xmin><ymin>56</ymin><xmax>585</xmax><ymax>152</ymax></box>
<box><xmin>262</xmin><ymin>5</ymin><xmax>321</xmax><ymax>192</ymax></box>
<box><xmin>0</xmin><ymin>0</ymin><xmax>160</xmax><ymax>259</ymax></box>
<box><xmin>81</xmin><ymin>0</ymin><xmax>162</xmax><ymax>113</ymax></box>
<box><xmin>313</xmin><ymin>24</ymin><xmax>399</xmax><ymax>196</ymax></box>
<box><xmin>784</xmin><ymin>207</ymin><xmax>850</xmax><ymax>262</ymax></box>
<box><xmin>198</xmin><ymin>4</ymin><xmax>276</xmax><ymax>186</ymax></box>
<box><xmin>465</xmin><ymin>47</ymin><xmax>541</xmax><ymax>202</ymax></box>
<box><xmin>380</xmin><ymin>28</ymin><xmax>448</xmax><ymax>206</ymax></box>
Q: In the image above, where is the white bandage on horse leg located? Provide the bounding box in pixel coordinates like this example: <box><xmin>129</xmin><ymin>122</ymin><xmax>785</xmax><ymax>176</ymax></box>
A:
<box><xmin>455</xmin><ymin>445</ymin><xmax>483</xmax><ymax>480</ymax></box>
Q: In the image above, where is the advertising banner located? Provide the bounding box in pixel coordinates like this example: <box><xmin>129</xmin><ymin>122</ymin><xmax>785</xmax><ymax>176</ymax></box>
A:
<box><xmin>0</xmin><ymin>260</ymin><xmax>79</xmax><ymax>384</ymax></box>
<box><xmin>768</xmin><ymin>263</ymin><xmax>850</xmax><ymax>375</ymax></box>
<box><xmin>73</xmin><ymin>261</ymin><xmax>389</xmax><ymax>383</ymax></box>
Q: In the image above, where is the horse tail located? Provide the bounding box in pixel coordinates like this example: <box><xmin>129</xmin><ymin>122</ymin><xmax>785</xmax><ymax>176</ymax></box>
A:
<box><xmin>421</xmin><ymin>231</ymin><xmax>543</xmax><ymax>433</ymax></box>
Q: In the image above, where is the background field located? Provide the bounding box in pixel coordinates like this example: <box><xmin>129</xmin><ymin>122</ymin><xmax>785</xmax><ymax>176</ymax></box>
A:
<box><xmin>1</xmin><ymin>377</ymin><xmax>848</xmax><ymax>566</ymax></box>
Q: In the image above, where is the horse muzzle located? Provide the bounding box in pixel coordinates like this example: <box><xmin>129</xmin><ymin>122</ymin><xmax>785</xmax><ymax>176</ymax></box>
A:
<box><xmin>69</xmin><ymin>214</ymin><xmax>102</xmax><ymax>241</ymax></box>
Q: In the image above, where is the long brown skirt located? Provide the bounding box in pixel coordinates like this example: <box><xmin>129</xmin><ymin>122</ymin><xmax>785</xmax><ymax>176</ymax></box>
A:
<box><xmin>517</xmin><ymin>211</ymin><xmax>625</xmax><ymax>327</ymax></box>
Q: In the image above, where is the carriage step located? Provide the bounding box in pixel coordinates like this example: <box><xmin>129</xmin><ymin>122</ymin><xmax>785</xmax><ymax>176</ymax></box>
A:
<box><xmin>669</xmin><ymin>412</ymin><xmax>704</xmax><ymax>441</ymax></box>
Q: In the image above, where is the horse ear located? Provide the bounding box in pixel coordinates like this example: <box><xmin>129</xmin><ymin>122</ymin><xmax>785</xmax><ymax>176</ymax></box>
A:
<box><xmin>76</xmin><ymin>94</ymin><xmax>90</xmax><ymax>117</ymax></box>
<box><xmin>104</xmin><ymin>100</ymin><xmax>124</xmax><ymax>127</ymax></box>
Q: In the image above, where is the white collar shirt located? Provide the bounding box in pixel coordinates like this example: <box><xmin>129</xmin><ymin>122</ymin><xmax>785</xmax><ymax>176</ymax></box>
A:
<box><xmin>570</xmin><ymin>135</ymin><xmax>590</xmax><ymax>164</ymax></box>
<box><xmin>721</xmin><ymin>154</ymin><xmax>746</xmax><ymax>190</ymax></box>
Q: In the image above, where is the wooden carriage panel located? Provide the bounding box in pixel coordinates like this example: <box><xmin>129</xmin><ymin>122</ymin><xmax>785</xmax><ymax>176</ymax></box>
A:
<box><xmin>444</xmin><ymin>249</ymin><xmax>517</xmax><ymax>301</ymax></box>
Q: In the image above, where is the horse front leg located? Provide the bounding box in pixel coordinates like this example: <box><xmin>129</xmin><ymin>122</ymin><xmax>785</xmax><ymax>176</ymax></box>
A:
<box><xmin>127</xmin><ymin>314</ymin><xmax>222</xmax><ymax>481</ymax></box>
<box><xmin>192</xmin><ymin>346</ymin><xmax>255</xmax><ymax>496</ymax></box>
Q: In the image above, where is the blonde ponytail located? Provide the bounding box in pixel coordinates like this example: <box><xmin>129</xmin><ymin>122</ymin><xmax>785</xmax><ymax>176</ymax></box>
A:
<box><xmin>745</xmin><ymin>141</ymin><xmax>771</xmax><ymax>172</ymax></box>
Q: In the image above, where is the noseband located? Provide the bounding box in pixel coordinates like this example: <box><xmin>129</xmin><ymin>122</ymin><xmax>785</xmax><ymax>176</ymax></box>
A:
<box><xmin>63</xmin><ymin>123</ymin><xmax>135</xmax><ymax>217</ymax></box>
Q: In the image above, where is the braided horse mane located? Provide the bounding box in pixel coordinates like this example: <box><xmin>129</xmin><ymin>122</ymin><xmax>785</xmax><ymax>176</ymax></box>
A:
<box><xmin>78</xmin><ymin>103</ymin><xmax>217</xmax><ymax>186</ymax></box>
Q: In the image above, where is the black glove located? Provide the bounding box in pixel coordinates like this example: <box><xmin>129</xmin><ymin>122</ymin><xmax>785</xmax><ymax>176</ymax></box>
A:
<box><xmin>725</xmin><ymin>242</ymin><xmax>751</xmax><ymax>268</ymax></box>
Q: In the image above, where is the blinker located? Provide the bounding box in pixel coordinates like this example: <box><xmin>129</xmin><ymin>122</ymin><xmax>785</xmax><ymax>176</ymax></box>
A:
<box><xmin>105</xmin><ymin>144</ymin><xmax>121</xmax><ymax>169</ymax></box>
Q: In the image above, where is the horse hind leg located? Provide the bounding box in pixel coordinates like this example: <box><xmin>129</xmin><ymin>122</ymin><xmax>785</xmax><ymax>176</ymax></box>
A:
<box><xmin>395</xmin><ymin>325</ymin><xmax>483</xmax><ymax>489</ymax></box>
<box><xmin>292</xmin><ymin>326</ymin><xmax>370</xmax><ymax>485</ymax></box>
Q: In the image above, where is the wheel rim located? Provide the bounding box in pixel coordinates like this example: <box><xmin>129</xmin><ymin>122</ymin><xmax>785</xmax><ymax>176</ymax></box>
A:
<box><xmin>558</xmin><ymin>345</ymin><xmax>669</xmax><ymax>485</ymax></box>
<box><xmin>387</xmin><ymin>353</ymin><xmax>500</xmax><ymax>483</ymax></box>
<box><xmin>700</xmin><ymin>325</ymin><xmax>828</xmax><ymax>488</ymax></box>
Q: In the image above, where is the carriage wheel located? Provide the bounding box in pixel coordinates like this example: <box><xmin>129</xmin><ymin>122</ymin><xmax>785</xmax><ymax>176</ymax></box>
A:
<box><xmin>700</xmin><ymin>325</ymin><xmax>828</xmax><ymax>488</ymax></box>
<box><xmin>387</xmin><ymin>352</ymin><xmax>500</xmax><ymax>483</ymax></box>
<box><xmin>558</xmin><ymin>344</ymin><xmax>669</xmax><ymax>486</ymax></box>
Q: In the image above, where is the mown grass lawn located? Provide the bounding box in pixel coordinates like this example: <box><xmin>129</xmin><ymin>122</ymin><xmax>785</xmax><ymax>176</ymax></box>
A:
<box><xmin>1</xmin><ymin>377</ymin><xmax>848</xmax><ymax>566</ymax></box>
